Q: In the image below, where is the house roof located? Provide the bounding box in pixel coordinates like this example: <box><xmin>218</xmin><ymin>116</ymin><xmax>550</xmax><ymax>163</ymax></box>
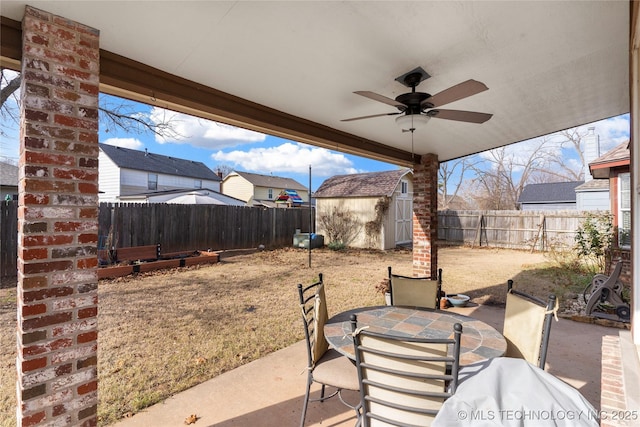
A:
<box><xmin>0</xmin><ymin>161</ymin><xmax>18</xmax><ymax>186</ymax></box>
<box><xmin>589</xmin><ymin>141</ymin><xmax>631</xmax><ymax>179</ymax></box>
<box><xmin>574</xmin><ymin>179</ymin><xmax>610</xmax><ymax>192</ymax></box>
<box><xmin>314</xmin><ymin>169</ymin><xmax>411</xmax><ymax>198</ymax></box>
<box><xmin>99</xmin><ymin>143</ymin><xmax>220</xmax><ymax>181</ymax></box>
<box><xmin>518</xmin><ymin>181</ymin><xmax>583</xmax><ymax>204</ymax></box>
<box><xmin>228</xmin><ymin>171</ymin><xmax>306</xmax><ymax>191</ymax></box>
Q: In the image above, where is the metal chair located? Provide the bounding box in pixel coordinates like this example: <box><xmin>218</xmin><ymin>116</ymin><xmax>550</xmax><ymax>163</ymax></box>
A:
<box><xmin>388</xmin><ymin>266</ymin><xmax>442</xmax><ymax>309</ymax></box>
<box><xmin>350</xmin><ymin>314</ymin><xmax>462</xmax><ymax>427</ymax></box>
<box><xmin>503</xmin><ymin>280</ymin><xmax>557</xmax><ymax>370</ymax></box>
<box><xmin>297</xmin><ymin>274</ymin><xmax>360</xmax><ymax>427</ymax></box>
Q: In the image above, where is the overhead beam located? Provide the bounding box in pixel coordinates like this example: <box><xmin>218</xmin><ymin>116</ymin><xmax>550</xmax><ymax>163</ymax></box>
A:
<box><xmin>1</xmin><ymin>16</ymin><xmax>415</xmax><ymax>166</ymax></box>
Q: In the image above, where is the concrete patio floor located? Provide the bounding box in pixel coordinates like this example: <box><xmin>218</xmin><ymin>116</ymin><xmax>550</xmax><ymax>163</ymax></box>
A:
<box><xmin>112</xmin><ymin>304</ymin><xmax>620</xmax><ymax>427</ymax></box>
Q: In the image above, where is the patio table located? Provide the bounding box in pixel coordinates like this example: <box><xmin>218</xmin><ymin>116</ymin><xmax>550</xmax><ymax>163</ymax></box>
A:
<box><xmin>324</xmin><ymin>305</ymin><xmax>507</xmax><ymax>366</ymax></box>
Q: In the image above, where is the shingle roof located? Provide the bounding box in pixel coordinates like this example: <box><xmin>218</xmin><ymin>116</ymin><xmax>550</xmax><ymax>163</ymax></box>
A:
<box><xmin>230</xmin><ymin>171</ymin><xmax>306</xmax><ymax>191</ymax></box>
<box><xmin>575</xmin><ymin>179</ymin><xmax>610</xmax><ymax>191</ymax></box>
<box><xmin>590</xmin><ymin>140</ymin><xmax>630</xmax><ymax>166</ymax></box>
<box><xmin>518</xmin><ymin>181</ymin><xmax>583</xmax><ymax>204</ymax></box>
<box><xmin>314</xmin><ymin>169</ymin><xmax>411</xmax><ymax>198</ymax></box>
<box><xmin>99</xmin><ymin>143</ymin><xmax>220</xmax><ymax>181</ymax></box>
<box><xmin>0</xmin><ymin>161</ymin><xmax>18</xmax><ymax>186</ymax></box>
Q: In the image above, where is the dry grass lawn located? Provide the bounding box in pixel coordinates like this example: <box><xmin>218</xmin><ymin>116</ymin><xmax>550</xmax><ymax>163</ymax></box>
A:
<box><xmin>1</xmin><ymin>245</ymin><xmax>571</xmax><ymax>426</ymax></box>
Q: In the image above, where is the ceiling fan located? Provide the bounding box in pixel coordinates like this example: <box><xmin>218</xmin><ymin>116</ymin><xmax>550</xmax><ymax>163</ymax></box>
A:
<box><xmin>342</xmin><ymin>67</ymin><xmax>492</xmax><ymax>131</ymax></box>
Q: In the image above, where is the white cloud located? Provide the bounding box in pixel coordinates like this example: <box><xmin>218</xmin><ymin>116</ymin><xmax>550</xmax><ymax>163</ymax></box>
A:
<box><xmin>149</xmin><ymin>107</ymin><xmax>266</xmax><ymax>149</ymax></box>
<box><xmin>101</xmin><ymin>137</ymin><xmax>144</xmax><ymax>150</ymax></box>
<box><xmin>212</xmin><ymin>142</ymin><xmax>358</xmax><ymax>176</ymax></box>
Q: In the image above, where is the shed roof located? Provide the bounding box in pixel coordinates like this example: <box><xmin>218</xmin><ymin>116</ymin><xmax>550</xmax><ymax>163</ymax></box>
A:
<box><xmin>99</xmin><ymin>143</ymin><xmax>220</xmax><ymax>181</ymax></box>
<box><xmin>0</xmin><ymin>161</ymin><xmax>18</xmax><ymax>186</ymax></box>
<box><xmin>518</xmin><ymin>181</ymin><xmax>583</xmax><ymax>204</ymax></box>
<box><xmin>314</xmin><ymin>169</ymin><xmax>411</xmax><ymax>198</ymax></box>
<box><xmin>228</xmin><ymin>171</ymin><xmax>306</xmax><ymax>191</ymax></box>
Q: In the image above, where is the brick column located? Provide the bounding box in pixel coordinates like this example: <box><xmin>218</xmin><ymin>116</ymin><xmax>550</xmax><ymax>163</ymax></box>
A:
<box><xmin>412</xmin><ymin>153</ymin><xmax>438</xmax><ymax>277</ymax></box>
<box><xmin>17</xmin><ymin>7</ymin><xmax>100</xmax><ymax>426</ymax></box>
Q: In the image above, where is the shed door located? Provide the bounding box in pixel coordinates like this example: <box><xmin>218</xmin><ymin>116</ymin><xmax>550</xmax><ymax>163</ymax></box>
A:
<box><xmin>395</xmin><ymin>197</ymin><xmax>412</xmax><ymax>244</ymax></box>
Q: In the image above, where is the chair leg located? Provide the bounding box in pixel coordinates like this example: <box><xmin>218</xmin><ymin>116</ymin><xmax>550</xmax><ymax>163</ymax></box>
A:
<box><xmin>320</xmin><ymin>384</ymin><xmax>326</xmax><ymax>400</ymax></box>
<box><xmin>300</xmin><ymin>374</ymin><xmax>312</xmax><ymax>427</ymax></box>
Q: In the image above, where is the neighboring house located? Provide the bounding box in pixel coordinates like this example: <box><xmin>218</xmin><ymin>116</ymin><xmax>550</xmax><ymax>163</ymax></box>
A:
<box><xmin>575</xmin><ymin>126</ymin><xmax>610</xmax><ymax>211</ymax></box>
<box><xmin>518</xmin><ymin>181</ymin><xmax>584</xmax><ymax>211</ymax></box>
<box><xmin>117</xmin><ymin>188</ymin><xmax>246</xmax><ymax>206</ymax></box>
<box><xmin>98</xmin><ymin>143</ymin><xmax>221</xmax><ymax>202</ymax></box>
<box><xmin>221</xmin><ymin>171</ymin><xmax>308</xmax><ymax>207</ymax></box>
<box><xmin>0</xmin><ymin>161</ymin><xmax>18</xmax><ymax>201</ymax></box>
<box><xmin>589</xmin><ymin>140</ymin><xmax>631</xmax><ymax>247</ymax></box>
<box><xmin>314</xmin><ymin>169</ymin><xmax>413</xmax><ymax>250</ymax></box>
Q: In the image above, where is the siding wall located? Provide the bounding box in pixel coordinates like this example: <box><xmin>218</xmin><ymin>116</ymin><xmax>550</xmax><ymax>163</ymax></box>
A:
<box><xmin>221</xmin><ymin>175</ymin><xmax>254</xmax><ymax>202</ymax></box>
<box><xmin>98</xmin><ymin>151</ymin><xmax>121</xmax><ymax>202</ymax></box>
<box><xmin>316</xmin><ymin>196</ymin><xmax>387</xmax><ymax>249</ymax></box>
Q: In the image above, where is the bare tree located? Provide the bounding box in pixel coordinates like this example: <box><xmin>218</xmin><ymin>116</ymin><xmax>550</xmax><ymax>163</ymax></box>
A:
<box><xmin>1</xmin><ymin>69</ymin><xmax>181</xmax><ymax>143</ymax></box>
<box><xmin>438</xmin><ymin>157</ymin><xmax>478</xmax><ymax>209</ymax></box>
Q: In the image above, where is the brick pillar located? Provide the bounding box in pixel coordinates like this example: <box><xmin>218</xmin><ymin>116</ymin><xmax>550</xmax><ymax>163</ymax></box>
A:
<box><xmin>412</xmin><ymin>153</ymin><xmax>438</xmax><ymax>277</ymax></box>
<box><xmin>17</xmin><ymin>7</ymin><xmax>100</xmax><ymax>426</ymax></box>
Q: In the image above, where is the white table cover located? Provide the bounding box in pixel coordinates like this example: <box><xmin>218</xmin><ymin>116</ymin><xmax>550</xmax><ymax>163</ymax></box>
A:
<box><xmin>433</xmin><ymin>357</ymin><xmax>599</xmax><ymax>426</ymax></box>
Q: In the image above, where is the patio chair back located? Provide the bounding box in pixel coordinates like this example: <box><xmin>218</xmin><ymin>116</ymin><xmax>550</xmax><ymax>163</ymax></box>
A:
<box><xmin>388</xmin><ymin>266</ymin><xmax>442</xmax><ymax>309</ymax></box>
<box><xmin>350</xmin><ymin>314</ymin><xmax>462</xmax><ymax>426</ymax></box>
<box><xmin>503</xmin><ymin>280</ymin><xmax>557</xmax><ymax>369</ymax></box>
<box><xmin>297</xmin><ymin>274</ymin><xmax>360</xmax><ymax>426</ymax></box>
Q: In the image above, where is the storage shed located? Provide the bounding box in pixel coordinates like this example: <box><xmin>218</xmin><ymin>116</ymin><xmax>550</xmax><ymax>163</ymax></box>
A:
<box><xmin>314</xmin><ymin>169</ymin><xmax>413</xmax><ymax>250</ymax></box>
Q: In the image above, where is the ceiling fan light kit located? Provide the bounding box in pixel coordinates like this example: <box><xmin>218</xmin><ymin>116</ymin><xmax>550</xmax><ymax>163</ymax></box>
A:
<box><xmin>342</xmin><ymin>67</ymin><xmax>493</xmax><ymax>131</ymax></box>
<box><xmin>395</xmin><ymin>114</ymin><xmax>430</xmax><ymax>131</ymax></box>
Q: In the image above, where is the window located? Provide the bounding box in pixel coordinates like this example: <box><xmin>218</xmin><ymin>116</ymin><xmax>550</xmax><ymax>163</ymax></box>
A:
<box><xmin>618</xmin><ymin>172</ymin><xmax>630</xmax><ymax>247</ymax></box>
<box><xmin>268</xmin><ymin>188</ymin><xmax>273</xmax><ymax>199</ymax></box>
<box><xmin>401</xmin><ymin>180</ymin><xmax>408</xmax><ymax>195</ymax></box>
<box><xmin>194</xmin><ymin>180</ymin><xmax>202</xmax><ymax>189</ymax></box>
<box><xmin>148</xmin><ymin>173</ymin><xmax>158</xmax><ymax>190</ymax></box>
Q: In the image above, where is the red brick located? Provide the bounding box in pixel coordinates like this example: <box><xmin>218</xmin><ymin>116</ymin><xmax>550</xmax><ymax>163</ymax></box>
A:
<box><xmin>22</xmin><ymin>357</ymin><xmax>47</xmax><ymax>372</ymax></box>
<box><xmin>22</xmin><ymin>304</ymin><xmax>47</xmax><ymax>317</ymax></box>
<box><xmin>24</xmin><ymin>286</ymin><xmax>74</xmax><ymax>303</ymax></box>
<box><xmin>23</xmin><ymin>194</ymin><xmax>50</xmax><ymax>205</ymax></box>
<box><xmin>79</xmin><ymin>157</ymin><xmax>98</xmax><ymax>168</ymax></box>
<box><xmin>78</xmin><ymin>233</ymin><xmax>97</xmax><ymax>244</ymax></box>
<box><xmin>78</xmin><ymin>307</ymin><xmax>97</xmax><ymax>319</ymax></box>
<box><xmin>25</xmin><ymin>109</ymin><xmax>49</xmax><ymax>122</ymax></box>
<box><xmin>22</xmin><ymin>248</ymin><xmax>49</xmax><ymax>261</ymax></box>
<box><xmin>25</xmin><ymin>151</ymin><xmax>76</xmax><ymax>166</ymax></box>
<box><xmin>23</xmin><ymin>235</ymin><xmax>74</xmax><ymax>247</ymax></box>
<box><xmin>24</xmin><ymin>260</ymin><xmax>74</xmax><ymax>275</ymax></box>
<box><xmin>77</xmin><ymin>380</ymin><xmax>97</xmax><ymax>395</ymax></box>
<box><xmin>23</xmin><ymin>312</ymin><xmax>73</xmax><ymax>330</ymax></box>
<box><xmin>78</xmin><ymin>182</ymin><xmax>98</xmax><ymax>193</ymax></box>
<box><xmin>77</xmin><ymin>331</ymin><xmax>97</xmax><ymax>344</ymax></box>
<box><xmin>53</xmin><ymin>168</ymin><xmax>98</xmax><ymax>181</ymax></box>
<box><xmin>24</xmin><ymin>338</ymin><xmax>73</xmax><ymax>356</ymax></box>
<box><xmin>54</xmin><ymin>114</ymin><xmax>98</xmax><ymax>131</ymax></box>
<box><xmin>22</xmin><ymin>411</ymin><xmax>46</xmax><ymax>427</ymax></box>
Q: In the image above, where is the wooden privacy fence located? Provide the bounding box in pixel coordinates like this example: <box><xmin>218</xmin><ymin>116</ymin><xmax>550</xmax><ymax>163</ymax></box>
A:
<box><xmin>0</xmin><ymin>201</ymin><xmax>314</xmax><ymax>278</ymax></box>
<box><xmin>98</xmin><ymin>203</ymin><xmax>314</xmax><ymax>253</ymax></box>
<box><xmin>438</xmin><ymin>209</ymin><xmax>590</xmax><ymax>251</ymax></box>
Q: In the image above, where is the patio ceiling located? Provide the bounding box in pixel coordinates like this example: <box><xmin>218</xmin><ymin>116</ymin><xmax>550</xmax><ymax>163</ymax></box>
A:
<box><xmin>0</xmin><ymin>1</ymin><xmax>630</xmax><ymax>166</ymax></box>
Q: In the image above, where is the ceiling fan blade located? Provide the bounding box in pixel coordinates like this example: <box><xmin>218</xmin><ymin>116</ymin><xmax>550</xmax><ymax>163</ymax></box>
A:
<box><xmin>341</xmin><ymin>112</ymin><xmax>401</xmax><ymax>122</ymax></box>
<box><xmin>427</xmin><ymin>109</ymin><xmax>493</xmax><ymax>124</ymax></box>
<box><xmin>354</xmin><ymin>91</ymin><xmax>406</xmax><ymax>108</ymax></box>
<box><xmin>423</xmin><ymin>79</ymin><xmax>489</xmax><ymax>108</ymax></box>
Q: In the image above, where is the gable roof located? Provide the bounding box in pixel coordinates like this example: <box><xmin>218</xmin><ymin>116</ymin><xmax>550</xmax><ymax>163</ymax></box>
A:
<box><xmin>589</xmin><ymin>140</ymin><xmax>630</xmax><ymax>179</ymax></box>
<box><xmin>0</xmin><ymin>161</ymin><xmax>18</xmax><ymax>186</ymax></box>
<box><xmin>314</xmin><ymin>169</ymin><xmax>411</xmax><ymax>198</ymax></box>
<box><xmin>99</xmin><ymin>143</ymin><xmax>220</xmax><ymax>181</ymax></box>
<box><xmin>228</xmin><ymin>171</ymin><xmax>306</xmax><ymax>191</ymax></box>
<box><xmin>518</xmin><ymin>181</ymin><xmax>583</xmax><ymax>204</ymax></box>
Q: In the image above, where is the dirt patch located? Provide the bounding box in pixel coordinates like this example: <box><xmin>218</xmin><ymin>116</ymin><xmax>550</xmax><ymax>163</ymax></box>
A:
<box><xmin>0</xmin><ymin>246</ymin><xmax>557</xmax><ymax>426</ymax></box>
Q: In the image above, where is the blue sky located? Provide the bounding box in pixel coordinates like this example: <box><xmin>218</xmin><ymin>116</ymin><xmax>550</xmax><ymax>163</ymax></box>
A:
<box><xmin>0</xmin><ymin>69</ymin><xmax>631</xmax><ymax>191</ymax></box>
